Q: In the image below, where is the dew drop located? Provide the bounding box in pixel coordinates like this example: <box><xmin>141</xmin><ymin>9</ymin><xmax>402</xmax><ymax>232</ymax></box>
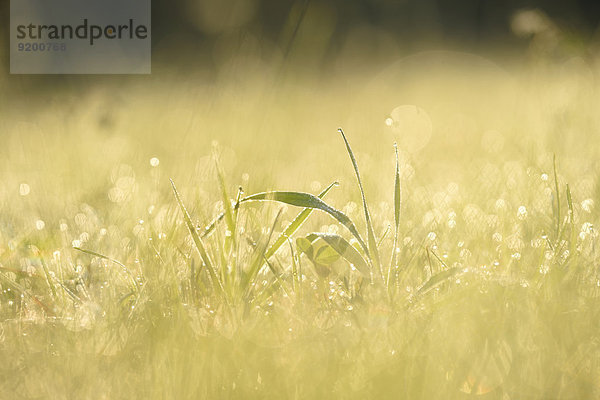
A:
<box><xmin>19</xmin><ymin>183</ymin><xmax>31</xmax><ymax>196</ymax></box>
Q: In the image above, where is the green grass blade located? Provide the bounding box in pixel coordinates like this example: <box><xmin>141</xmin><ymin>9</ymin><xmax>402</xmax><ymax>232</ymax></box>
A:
<box><xmin>39</xmin><ymin>256</ymin><xmax>58</xmax><ymax>300</ymax></box>
<box><xmin>73</xmin><ymin>247</ymin><xmax>138</xmax><ymax>291</ymax></box>
<box><xmin>242</xmin><ymin>209</ymin><xmax>283</xmax><ymax>295</ymax></box>
<box><xmin>241</xmin><ymin>190</ymin><xmax>369</xmax><ymax>256</ymax></box>
<box><xmin>393</xmin><ymin>143</ymin><xmax>402</xmax><ymax>231</ymax></box>
<box><xmin>215</xmin><ymin>157</ymin><xmax>237</xmax><ymax>250</ymax></box>
<box><xmin>265</xmin><ymin>181</ymin><xmax>338</xmax><ymax>260</ymax></box>
<box><xmin>170</xmin><ymin>179</ymin><xmax>226</xmax><ymax>298</ymax></box>
<box><xmin>416</xmin><ymin>267</ymin><xmax>460</xmax><ymax>296</ymax></box>
<box><xmin>233</xmin><ymin>186</ymin><xmax>243</xmax><ymax>220</ymax></box>
<box><xmin>388</xmin><ymin>142</ymin><xmax>402</xmax><ymax>285</ymax></box>
<box><xmin>566</xmin><ymin>183</ymin><xmax>577</xmax><ymax>270</ymax></box>
<box><xmin>200</xmin><ymin>211</ymin><xmax>227</xmax><ymax>238</ymax></box>
<box><xmin>262</xmin><ymin>255</ymin><xmax>292</xmax><ymax>298</ymax></box>
<box><xmin>378</xmin><ymin>225</ymin><xmax>391</xmax><ymax>248</ymax></box>
<box><xmin>305</xmin><ymin>233</ymin><xmax>370</xmax><ymax>277</ymax></box>
<box><xmin>566</xmin><ymin>183</ymin><xmax>574</xmax><ymax>223</ymax></box>
<box><xmin>338</xmin><ymin>128</ymin><xmax>381</xmax><ymax>278</ymax></box>
<box><xmin>287</xmin><ymin>237</ymin><xmax>299</xmax><ymax>293</ymax></box>
<box><xmin>553</xmin><ymin>154</ymin><xmax>561</xmax><ymax>238</ymax></box>
<box><xmin>202</xmin><ymin>181</ymin><xmax>336</xmax><ymax>246</ymax></box>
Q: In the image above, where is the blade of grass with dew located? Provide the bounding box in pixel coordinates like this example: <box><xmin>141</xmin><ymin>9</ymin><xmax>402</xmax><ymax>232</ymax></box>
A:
<box><xmin>201</xmin><ymin>181</ymin><xmax>330</xmax><ymax>242</ymax></box>
<box><xmin>415</xmin><ymin>267</ymin><xmax>461</xmax><ymax>296</ymax></box>
<box><xmin>74</xmin><ymin>247</ymin><xmax>138</xmax><ymax>292</ymax></box>
<box><xmin>287</xmin><ymin>237</ymin><xmax>299</xmax><ymax>293</ymax></box>
<box><xmin>241</xmin><ymin>190</ymin><xmax>369</xmax><ymax>257</ymax></box>
<box><xmin>198</xmin><ymin>186</ymin><xmax>242</xmax><ymax>240</ymax></box>
<box><xmin>262</xmin><ymin>255</ymin><xmax>292</xmax><ymax>298</ymax></box>
<box><xmin>170</xmin><ymin>179</ymin><xmax>226</xmax><ymax>298</ymax></box>
<box><xmin>305</xmin><ymin>233</ymin><xmax>370</xmax><ymax>277</ymax></box>
<box><xmin>553</xmin><ymin>154</ymin><xmax>561</xmax><ymax>238</ymax></box>
<box><xmin>430</xmin><ymin>248</ymin><xmax>449</xmax><ymax>270</ymax></box>
<box><xmin>338</xmin><ymin>128</ymin><xmax>381</xmax><ymax>279</ymax></box>
<box><xmin>388</xmin><ymin>143</ymin><xmax>402</xmax><ymax>286</ymax></box>
<box><xmin>378</xmin><ymin>225</ymin><xmax>391</xmax><ymax>248</ymax></box>
<box><xmin>32</xmin><ymin>248</ymin><xmax>58</xmax><ymax>300</ymax></box>
<box><xmin>233</xmin><ymin>186</ymin><xmax>243</xmax><ymax>223</ymax></box>
<box><xmin>265</xmin><ymin>181</ymin><xmax>338</xmax><ymax>260</ymax></box>
<box><xmin>566</xmin><ymin>183</ymin><xmax>574</xmax><ymax>236</ymax></box>
<box><xmin>242</xmin><ymin>208</ymin><xmax>283</xmax><ymax>297</ymax></box>
<box><xmin>565</xmin><ymin>184</ymin><xmax>578</xmax><ymax>280</ymax></box>
<box><xmin>215</xmin><ymin>157</ymin><xmax>237</xmax><ymax>253</ymax></box>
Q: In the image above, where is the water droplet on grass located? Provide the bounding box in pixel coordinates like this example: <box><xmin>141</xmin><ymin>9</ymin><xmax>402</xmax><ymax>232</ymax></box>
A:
<box><xmin>19</xmin><ymin>183</ymin><xmax>30</xmax><ymax>196</ymax></box>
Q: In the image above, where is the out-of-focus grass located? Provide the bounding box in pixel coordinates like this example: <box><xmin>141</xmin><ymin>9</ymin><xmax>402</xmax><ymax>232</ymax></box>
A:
<box><xmin>1</xmin><ymin>51</ymin><xmax>600</xmax><ymax>399</ymax></box>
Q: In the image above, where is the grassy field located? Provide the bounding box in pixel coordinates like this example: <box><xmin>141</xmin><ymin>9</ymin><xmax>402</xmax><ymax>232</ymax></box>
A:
<box><xmin>1</xmin><ymin>51</ymin><xmax>600</xmax><ymax>399</ymax></box>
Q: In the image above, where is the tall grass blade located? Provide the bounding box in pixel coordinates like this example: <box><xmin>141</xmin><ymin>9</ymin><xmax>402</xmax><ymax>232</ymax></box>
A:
<box><xmin>242</xmin><ymin>209</ymin><xmax>283</xmax><ymax>296</ymax></box>
<box><xmin>566</xmin><ymin>183</ymin><xmax>577</xmax><ymax>269</ymax></box>
<box><xmin>338</xmin><ymin>128</ymin><xmax>381</xmax><ymax>278</ymax></box>
<box><xmin>553</xmin><ymin>154</ymin><xmax>561</xmax><ymax>238</ymax></box>
<box><xmin>566</xmin><ymin>183</ymin><xmax>574</xmax><ymax>223</ymax></box>
<box><xmin>388</xmin><ymin>142</ymin><xmax>401</xmax><ymax>285</ymax></box>
<box><xmin>287</xmin><ymin>237</ymin><xmax>299</xmax><ymax>293</ymax></box>
<box><xmin>265</xmin><ymin>181</ymin><xmax>338</xmax><ymax>260</ymax></box>
<box><xmin>215</xmin><ymin>157</ymin><xmax>237</xmax><ymax>251</ymax></box>
<box><xmin>39</xmin><ymin>257</ymin><xmax>58</xmax><ymax>300</ymax></box>
<box><xmin>170</xmin><ymin>179</ymin><xmax>226</xmax><ymax>298</ymax></box>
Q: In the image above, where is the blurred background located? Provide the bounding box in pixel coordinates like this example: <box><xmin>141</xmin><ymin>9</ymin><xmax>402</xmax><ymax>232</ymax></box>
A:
<box><xmin>1</xmin><ymin>0</ymin><xmax>600</xmax><ymax>86</ymax></box>
<box><xmin>1</xmin><ymin>0</ymin><xmax>600</xmax><ymax>215</ymax></box>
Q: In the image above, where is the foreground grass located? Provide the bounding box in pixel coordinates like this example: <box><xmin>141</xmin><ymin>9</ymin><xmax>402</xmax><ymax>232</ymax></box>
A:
<box><xmin>1</xmin><ymin>54</ymin><xmax>600</xmax><ymax>399</ymax></box>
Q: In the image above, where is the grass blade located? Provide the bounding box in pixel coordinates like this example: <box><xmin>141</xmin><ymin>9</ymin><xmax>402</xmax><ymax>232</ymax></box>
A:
<box><xmin>74</xmin><ymin>247</ymin><xmax>139</xmax><ymax>294</ymax></box>
<box><xmin>242</xmin><ymin>190</ymin><xmax>369</xmax><ymax>256</ymax></box>
<box><xmin>566</xmin><ymin>183</ymin><xmax>574</xmax><ymax>224</ymax></box>
<box><xmin>388</xmin><ymin>142</ymin><xmax>402</xmax><ymax>285</ymax></box>
<box><xmin>242</xmin><ymin>209</ymin><xmax>283</xmax><ymax>295</ymax></box>
<box><xmin>553</xmin><ymin>154</ymin><xmax>561</xmax><ymax>238</ymax></box>
<box><xmin>265</xmin><ymin>181</ymin><xmax>338</xmax><ymax>260</ymax></box>
<box><xmin>338</xmin><ymin>128</ymin><xmax>382</xmax><ymax>278</ymax></box>
<box><xmin>306</xmin><ymin>233</ymin><xmax>370</xmax><ymax>277</ymax></box>
<box><xmin>416</xmin><ymin>267</ymin><xmax>460</xmax><ymax>296</ymax></box>
<box><xmin>215</xmin><ymin>157</ymin><xmax>237</xmax><ymax>251</ymax></box>
<box><xmin>170</xmin><ymin>179</ymin><xmax>226</xmax><ymax>298</ymax></box>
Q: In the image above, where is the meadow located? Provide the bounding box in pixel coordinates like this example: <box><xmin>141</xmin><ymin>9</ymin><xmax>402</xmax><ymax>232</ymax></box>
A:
<box><xmin>1</xmin><ymin>50</ymin><xmax>600</xmax><ymax>399</ymax></box>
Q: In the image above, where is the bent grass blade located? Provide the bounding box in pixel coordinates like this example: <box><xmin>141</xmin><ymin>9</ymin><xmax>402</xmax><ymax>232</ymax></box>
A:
<box><xmin>241</xmin><ymin>190</ymin><xmax>369</xmax><ymax>257</ymax></box>
<box><xmin>265</xmin><ymin>181</ymin><xmax>338</xmax><ymax>260</ymax></box>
